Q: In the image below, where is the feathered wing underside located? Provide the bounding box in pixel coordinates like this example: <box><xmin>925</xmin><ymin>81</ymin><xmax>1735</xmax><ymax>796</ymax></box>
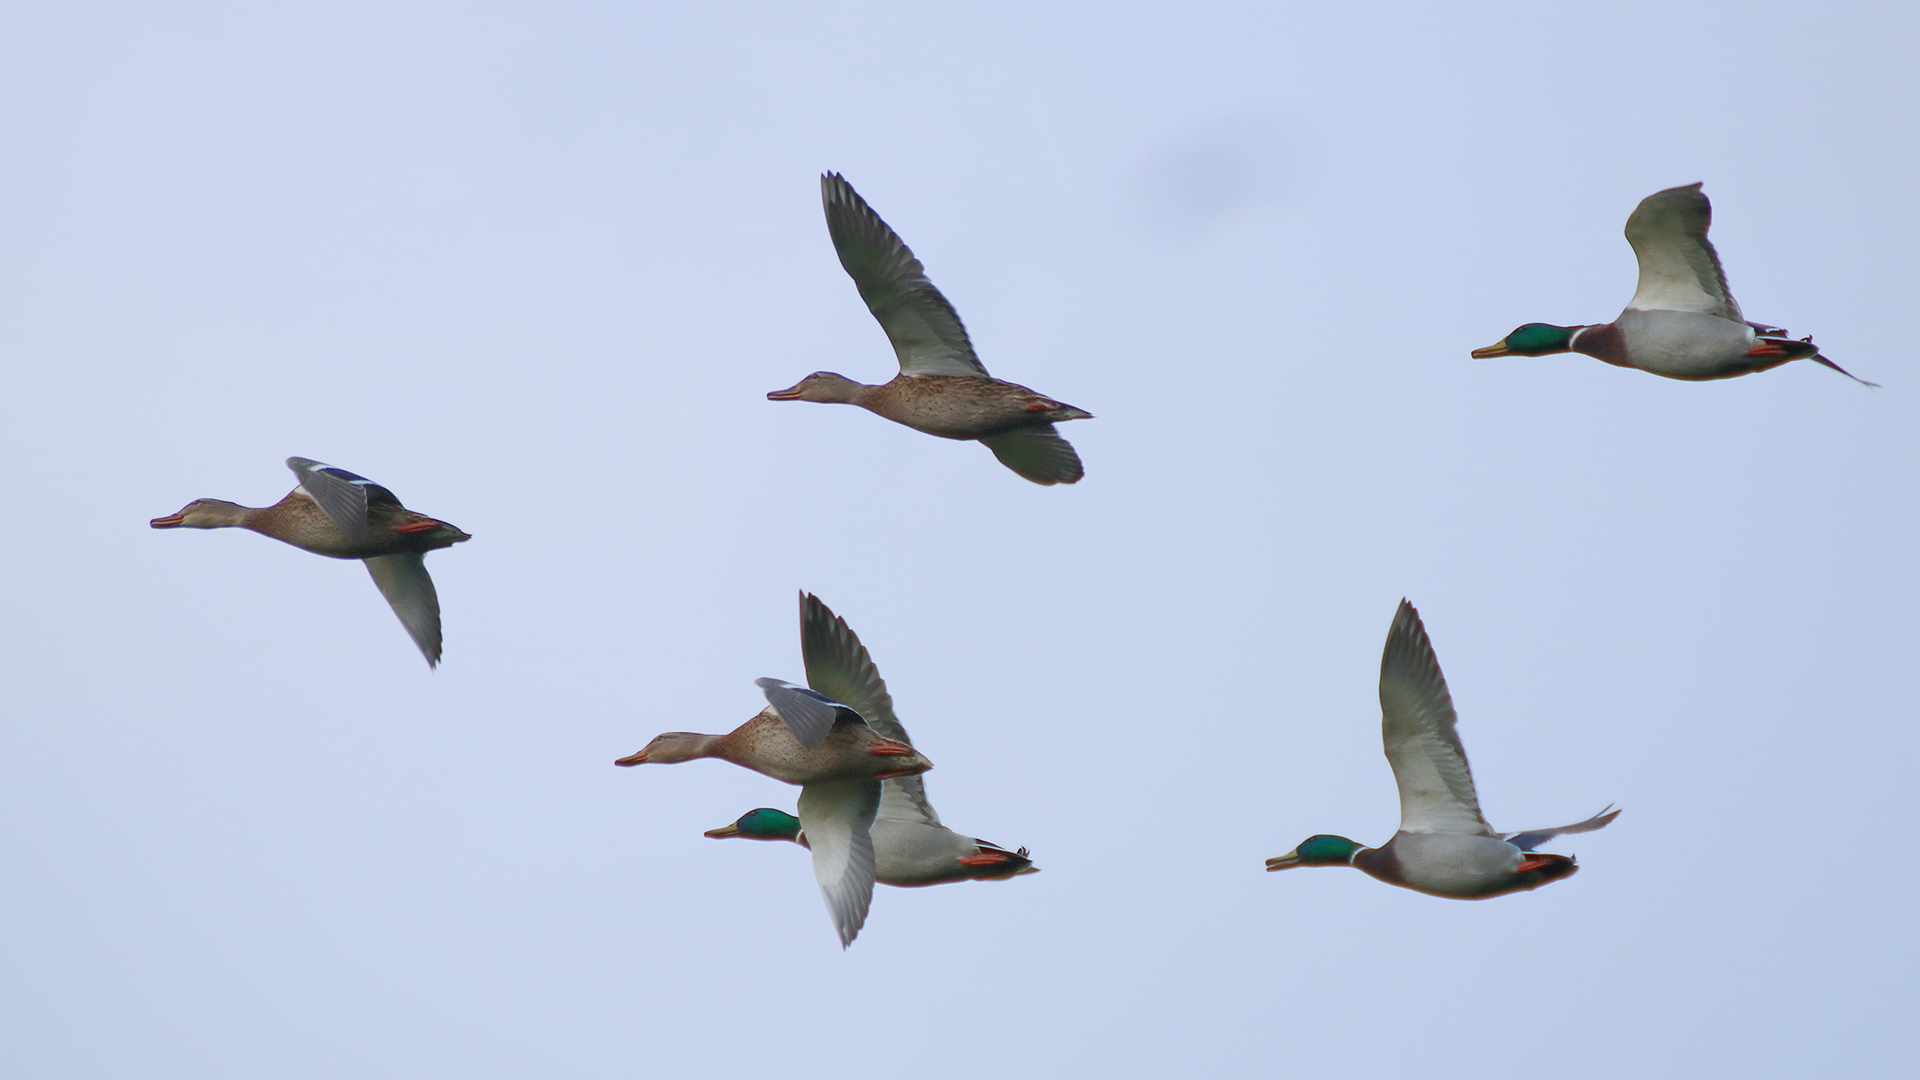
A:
<box><xmin>1623</xmin><ymin>183</ymin><xmax>1743</xmax><ymax>321</ymax></box>
<box><xmin>363</xmin><ymin>553</ymin><xmax>443</xmax><ymax>667</ymax></box>
<box><xmin>796</xmin><ymin>780</ymin><xmax>880</xmax><ymax>948</ymax></box>
<box><xmin>1379</xmin><ymin>600</ymin><xmax>1494</xmax><ymax>836</ymax></box>
<box><xmin>755</xmin><ymin>677</ymin><xmax>863</xmax><ymax>748</ymax></box>
<box><xmin>286</xmin><ymin>457</ymin><xmax>403</xmax><ymax>545</ymax></box>
<box><xmin>794</xmin><ymin>592</ymin><xmax>943</xmax><ymax>827</ymax></box>
<box><xmin>1502</xmin><ymin>805</ymin><xmax>1621</xmax><ymax>852</ymax></box>
<box><xmin>980</xmin><ymin>425</ymin><xmax>1085</xmax><ymax>486</ymax></box>
<box><xmin>820</xmin><ymin>172</ymin><xmax>987</xmax><ymax>379</ymax></box>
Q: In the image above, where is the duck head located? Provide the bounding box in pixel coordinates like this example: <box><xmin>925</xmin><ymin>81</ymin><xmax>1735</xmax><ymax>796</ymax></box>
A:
<box><xmin>614</xmin><ymin>731</ymin><xmax>715</xmax><ymax>766</ymax></box>
<box><xmin>1471</xmin><ymin>323</ymin><xmax>1582</xmax><ymax>358</ymax></box>
<box><xmin>149</xmin><ymin>498</ymin><xmax>248</xmax><ymax>529</ymax></box>
<box><xmin>1264</xmin><ymin>834</ymin><xmax>1364</xmax><ymax>871</ymax></box>
<box><xmin>704</xmin><ymin>808</ymin><xmax>802</xmax><ymax>841</ymax></box>
<box><xmin>767</xmin><ymin>371</ymin><xmax>865</xmax><ymax>403</ymax></box>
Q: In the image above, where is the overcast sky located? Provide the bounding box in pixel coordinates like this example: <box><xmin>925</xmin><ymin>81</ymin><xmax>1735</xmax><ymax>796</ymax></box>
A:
<box><xmin>3</xmin><ymin>2</ymin><xmax>1916</xmax><ymax>1077</ymax></box>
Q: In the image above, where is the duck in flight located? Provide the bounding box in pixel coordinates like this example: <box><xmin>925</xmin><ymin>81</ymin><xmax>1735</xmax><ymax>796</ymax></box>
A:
<box><xmin>1472</xmin><ymin>183</ymin><xmax>1874</xmax><ymax>385</ymax></box>
<box><xmin>614</xmin><ymin>597</ymin><xmax>939</xmax><ymax>948</ymax></box>
<box><xmin>767</xmin><ymin>173</ymin><xmax>1093</xmax><ymax>485</ymax></box>
<box><xmin>1265</xmin><ymin>600</ymin><xmax>1618</xmax><ymax>899</ymax></box>
<box><xmin>703</xmin><ymin>593</ymin><xmax>1037</xmax><ymax>890</ymax></box>
<box><xmin>149</xmin><ymin>457</ymin><xmax>469</xmax><ymax>667</ymax></box>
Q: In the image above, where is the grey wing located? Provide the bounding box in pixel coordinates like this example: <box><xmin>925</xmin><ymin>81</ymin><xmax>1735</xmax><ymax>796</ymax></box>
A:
<box><xmin>821</xmin><ymin>173</ymin><xmax>987</xmax><ymax>379</ymax></box>
<box><xmin>1380</xmin><ymin>600</ymin><xmax>1494</xmax><ymax>836</ymax></box>
<box><xmin>796</xmin><ymin>779</ymin><xmax>881</xmax><ymax>948</ymax></box>
<box><xmin>363</xmin><ymin>553</ymin><xmax>443</xmax><ymax>668</ymax></box>
<box><xmin>1502</xmin><ymin>805</ymin><xmax>1621</xmax><ymax>852</ymax></box>
<box><xmin>1623</xmin><ymin>183</ymin><xmax>1743</xmax><ymax>321</ymax></box>
<box><xmin>754</xmin><ymin>677</ymin><xmax>864</xmax><ymax>748</ymax></box>
<box><xmin>980</xmin><ymin>425</ymin><xmax>1085</xmax><ymax>486</ymax></box>
<box><xmin>796</xmin><ymin>593</ymin><xmax>942</xmax><ymax>827</ymax></box>
<box><xmin>286</xmin><ymin>457</ymin><xmax>403</xmax><ymax>545</ymax></box>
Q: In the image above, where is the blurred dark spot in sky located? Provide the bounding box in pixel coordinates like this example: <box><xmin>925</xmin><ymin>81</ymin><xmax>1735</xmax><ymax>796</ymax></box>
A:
<box><xmin>1130</xmin><ymin>115</ymin><xmax>1295</xmax><ymax>243</ymax></box>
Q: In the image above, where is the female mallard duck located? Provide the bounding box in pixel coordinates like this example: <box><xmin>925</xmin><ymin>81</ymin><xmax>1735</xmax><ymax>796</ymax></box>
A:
<box><xmin>767</xmin><ymin>173</ymin><xmax>1092</xmax><ymax>485</ymax></box>
<box><xmin>1472</xmin><ymin>183</ymin><xmax>1874</xmax><ymax>385</ymax></box>
<box><xmin>703</xmin><ymin>592</ymin><xmax>1038</xmax><ymax>888</ymax></box>
<box><xmin>1265</xmin><ymin>600</ymin><xmax>1618</xmax><ymax>899</ymax></box>
<box><xmin>149</xmin><ymin>457</ymin><xmax>470</xmax><ymax>667</ymax></box>
<box><xmin>613</xmin><ymin>611</ymin><xmax>937</xmax><ymax>948</ymax></box>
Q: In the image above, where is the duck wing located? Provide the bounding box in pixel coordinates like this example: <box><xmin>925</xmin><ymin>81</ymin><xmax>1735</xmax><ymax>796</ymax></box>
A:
<box><xmin>1380</xmin><ymin>600</ymin><xmax>1495</xmax><ymax>837</ymax></box>
<box><xmin>981</xmin><ymin>425</ymin><xmax>1085</xmax><ymax>486</ymax></box>
<box><xmin>286</xmin><ymin>457</ymin><xmax>404</xmax><ymax>546</ymax></box>
<box><xmin>796</xmin><ymin>592</ymin><xmax>942</xmax><ymax>827</ymax></box>
<box><xmin>1623</xmin><ymin>183</ymin><xmax>1744</xmax><ymax>322</ymax></box>
<box><xmin>821</xmin><ymin>172</ymin><xmax>987</xmax><ymax>379</ymax></box>
<box><xmin>755</xmin><ymin>677</ymin><xmax>868</xmax><ymax>749</ymax></box>
<box><xmin>363</xmin><ymin>553</ymin><xmax>443</xmax><ymax>668</ymax></box>
<box><xmin>1501</xmin><ymin>805</ymin><xmax>1621</xmax><ymax>852</ymax></box>
<box><xmin>796</xmin><ymin>779</ymin><xmax>881</xmax><ymax>948</ymax></box>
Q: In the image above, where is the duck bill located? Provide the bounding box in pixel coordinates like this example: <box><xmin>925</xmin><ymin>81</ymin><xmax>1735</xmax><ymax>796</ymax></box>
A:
<box><xmin>1469</xmin><ymin>339</ymin><xmax>1511</xmax><ymax>359</ymax></box>
<box><xmin>765</xmin><ymin>382</ymin><xmax>806</xmax><ymax>400</ymax></box>
<box><xmin>1263</xmin><ymin>849</ymin><xmax>1304</xmax><ymax>872</ymax></box>
<box><xmin>149</xmin><ymin>513</ymin><xmax>186</xmax><ymax>528</ymax></box>
<box><xmin>702</xmin><ymin>823</ymin><xmax>741</xmax><ymax>838</ymax></box>
<box><xmin>613</xmin><ymin>749</ymin><xmax>649</xmax><ymax>766</ymax></box>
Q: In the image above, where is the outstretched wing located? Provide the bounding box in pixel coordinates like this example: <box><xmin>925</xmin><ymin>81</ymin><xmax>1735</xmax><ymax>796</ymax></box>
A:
<box><xmin>1623</xmin><ymin>183</ymin><xmax>1743</xmax><ymax>322</ymax></box>
<box><xmin>755</xmin><ymin>677</ymin><xmax>865</xmax><ymax>748</ymax></box>
<box><xmin>286</xmin><ymin>457</ymin><xmax>404</xmax><ymax>545</ymax></box>
<box><xmin>1380</xmin><ymin>599</ymin><xmax>1494</xmax><ymax>837</ymax></box>
<box><xmin>797</xmin><ymin>592</ymin><xmax>941</xmax><ymax>826</ymax></box>
<box><xmin>796</xmin><ymin>779</ymin><xmax>881</xmax><ymax>948</ymax></box>
<box><xmin>981</xmin><ymin>425</ymin><xmax>1084</xmax><ymax>486</ymax></box>
<box><xmin>363</xmin><ymin>553</ymin><xmax>443</xmax><ymax>668</ymax></box>
<box><xmin>821</xmin><ymin>172</ymin><xmax>987</xmax><ymax>378</ymax></box>
<box><xmin>1502</xmin><ymin>805</ymin><xmax>1621</xmax><ymax>852</ymax></box>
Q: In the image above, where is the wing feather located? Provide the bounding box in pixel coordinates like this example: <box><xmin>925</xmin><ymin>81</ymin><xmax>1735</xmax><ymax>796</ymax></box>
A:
<box><xmin>980</xmin><ymin>425</ymin><xmax>1084</xmax><ymax>486</ymax></box>
<box><xmin>796</xmin><ymin>780</ymin><xmax>880</xmax><ymax>948</ymax></box>
<box><xmin>1502</xmin><ymin>805</ymin><xmax>1621</xmax><ymax>852</ymax></box>
<box><xmin>1379</xmin><ymin>600</ymin><xmax>1493</xmax><ymax>836</ymax></box>
<box><xmin>1623</xmin><ymin>183</ymin><xmax>1743</xmax><ymax>321</ymax></box>
<box><xmin>755</xmin><ymin>677</ymin><xmax>862</xmax><ymax>748</ymax></box>
<box><xmin>797</xmin><ymin>593</ymin><xmax>940</xmax><ymax>826</ymax></box>
<box><xmin>286</xmin><ymin>457</ymin><xmax>405</xmax><ymax>545</ymax></box>
<box><xmin>363</xmin><ymin>553</ymin><xmax>443</xmax><ymax>668</ymax></box>
<box><xmin>821</xmin><ymin>173</ymin><xmax>986</xmax><ymax>378</ymax></box>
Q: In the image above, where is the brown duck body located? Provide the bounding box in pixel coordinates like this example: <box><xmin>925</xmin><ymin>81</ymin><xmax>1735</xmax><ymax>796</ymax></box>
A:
<box><xmin>159</xmin><ymin>490</ymin><xmax>470</xmax><ymax>559</ymax></box>
<box><xmin>149</xmin><ymin>458</ymin><xmax>471</xmax><ymax>667</ymax></box>
<box><xmin>616</xmin><ymin>707</ymin><xmax>933</xmax><ymax>786</ymax></box>
<box><xmin>786</xmin><ymin>371</ymin><xmax>1091</xmax><ymax>441</ymax></box>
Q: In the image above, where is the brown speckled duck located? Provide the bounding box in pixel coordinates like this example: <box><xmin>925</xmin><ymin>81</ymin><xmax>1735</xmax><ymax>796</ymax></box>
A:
<box><xmin>768</xmin><ymin>173</ymin><xmax>1092</xmax><ymax>485</ymax></box>
<box><xmin>703</xmin><ymin>592</ymin><xmax>1038</xmax><ymax>889</ymax></box>
<box><xmin>149</xmin><ymin>457</ymin><xmax>470</xmax><ymax>667</ymax></box>
<box><xmin>615</xmin><ymin>664</ymin><xmax>935</xmax><ymax>948</ymax></box>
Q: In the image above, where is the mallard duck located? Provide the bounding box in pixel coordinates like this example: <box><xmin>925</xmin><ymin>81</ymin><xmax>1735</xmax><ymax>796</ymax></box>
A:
<box><xmin>149</xmin><ymin>457</ymin><xmax>470</xmax><ymax>667</ymax></box>
<box><xmin>614</xmin><ymin>650</ymin><xmax>936</xmax><ymax>948</ymax></box>
<box><xmin>1265</xmin><ymin>600</ymin><xmax>1618</xmax><ymax>899</ymax></box>
<box><xmin>767</xmin><ymin>173</ymin><xmax>1092</xmax><ymax>485</ymax></box>
<box><xmin>703</xmin><ymin>592</ymin><xmax>1038</xmax><ymax>887</ymax></box>
<box><xmin>1472</xmin><ymin>183</ymin><xmax>1875</xmax><ymax>385</ymax></box>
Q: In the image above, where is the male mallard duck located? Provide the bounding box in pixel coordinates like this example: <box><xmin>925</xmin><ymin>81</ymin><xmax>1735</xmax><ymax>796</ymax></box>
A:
<box><xmin>149</xmin><ymin>457</ymin><xmax>470</xmax><ymax>667</ymax></box>
<box><xmin>613</xmin><ymin>623</ymin><xmax>937</xmax><ymax>948</ymax></box>
<box><xmin>1472</xmin><ymin>183</ymin><xmax>1874</xmax><ymax>385</ymax></box>
<box><xmin>1265</xmin><ymin>600</ymin><xmax>1618</xmax><ymax>899</ymax></box>
<box><xmin>703</xmin><ymin>592</ymin><xmax>1038</xmax><ymax>888</ymax></box>
<box><xmin>767</xmin><ymin>173</ymin><xmax>1092</xmax><ymax>485</ymax></box>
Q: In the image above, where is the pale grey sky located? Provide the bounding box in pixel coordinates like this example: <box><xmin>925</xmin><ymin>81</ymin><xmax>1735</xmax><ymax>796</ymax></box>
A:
<box><xmin>2</xmin><ymin>2</ymin><xmax>1916</xmax><ymax>1077</ymax></box>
